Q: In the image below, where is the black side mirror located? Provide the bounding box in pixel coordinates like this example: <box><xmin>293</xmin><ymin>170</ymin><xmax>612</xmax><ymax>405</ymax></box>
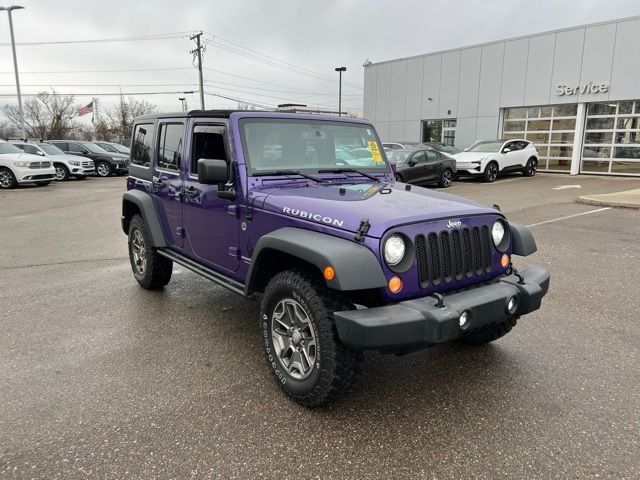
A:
<box><xmin>407</xmin><ymin>159</ymin><xmax>416</xmax><ymax>167</ymax></box>
<box><xmin>197</xmin><ymin>158</ymin><xmax>235</xmax><ymax>200</ymax></box>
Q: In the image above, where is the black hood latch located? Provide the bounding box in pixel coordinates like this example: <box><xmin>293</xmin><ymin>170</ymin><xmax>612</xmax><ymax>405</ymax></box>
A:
<box><xmin>354</xmin><ymin>218</ymin><xmax>371</xmax><ymax>242</ymax></box>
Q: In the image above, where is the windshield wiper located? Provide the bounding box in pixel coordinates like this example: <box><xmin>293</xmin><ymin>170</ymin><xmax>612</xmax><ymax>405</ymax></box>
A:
<box><xmin>253</xmin><ymin>170</ymin><xmax>326</xmax><ymax>183</ymax></box>
<box><xmin>317</xmin><ymin>168</ymin><xmax>380</xmax><ymax>182</ymax></box>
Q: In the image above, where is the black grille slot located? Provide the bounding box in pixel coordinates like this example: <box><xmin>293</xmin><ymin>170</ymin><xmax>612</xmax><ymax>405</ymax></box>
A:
<box><xmin>462</xmin><ymin>229</ymin><xmax>473</xmax><ymax>277</ymax></box>
<box><xmin>481</xmin><ymin>225</ymin><xmax>492</xmax><ymax>272</ymax></box>
<box><xmin>472</xmin><ymin>227</ymin><xmax>482</xmax><ymax>274</ymax></box>
<box><xmin>440</xmin><ymin>231</ymin><xmax>452</xmax><ymax>282</ymax></box>
<box><xmin>452</xmin><ymin>230</ymin><xmax>463</xmax><ymax>280</ymax></box>
<box><xmin>428</xmin><ymin>232</ymin><xmax>441</xmax><ymax>285</ymax></box>
<box><xmin>416</xmin><ymin>235</ymin><xmax>428</xmax><ymax>288</ymax></box>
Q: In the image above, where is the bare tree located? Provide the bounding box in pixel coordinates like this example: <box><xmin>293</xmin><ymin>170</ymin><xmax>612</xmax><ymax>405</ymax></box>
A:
<box><xmin>0</xmin><ymin>119</ymin><xmax>19</xmax><ymax>139</ymax></box>
<box><xmin>2</xmin><ymin>90</ymin><xmax>78</xmax><ymax>140</ymax></box>
<box><xmin>102</xmin><ymin>95</ymin><xmax>157</xmax><ymax>141</ymax></box>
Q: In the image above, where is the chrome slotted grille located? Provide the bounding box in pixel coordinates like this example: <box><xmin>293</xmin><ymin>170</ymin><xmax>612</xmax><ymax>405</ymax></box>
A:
<box><xmin>416</xmin><ymin>225</ymin><xmax>493</xmax><ymax>289</ymax></box>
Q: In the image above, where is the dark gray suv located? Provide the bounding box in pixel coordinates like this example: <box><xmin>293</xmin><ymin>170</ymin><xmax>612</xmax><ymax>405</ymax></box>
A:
<box><xmin>47</xmin><ymin>140</ymin><xmax>129</xmax><ymax>177</ymax></box>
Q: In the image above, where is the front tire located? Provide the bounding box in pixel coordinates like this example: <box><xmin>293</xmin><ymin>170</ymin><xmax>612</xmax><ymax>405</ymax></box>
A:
<box><xmin>260</xmin><ymin>269</ymin><xmax>360</xmax><ymax>407</ymax></box>
<box><xmin>0</xmin><ymin>167</ymin><xmax>17</xmax><ymax>189</ymax></box>
<box><xmin>459</xmin><ymin>316</ymin><xmax>518</xmax><ymax>345</ymax></box>
<box><xmin>483</xmin><ymin>162</ymin><xmax>499</xmax><ymax>182</ymax></box>
<box><xmin>96</xmin><ymin>161</ymin><xmax>112</xmax><ymax>177</ymax></box>
<box><xmin>127</xmin><ymin>214</ymin><xmax>173</xmax><ymax>289</ymax></box>
<box><xmin>523</xmin><ymin>157</ymin><xmax>538</xmax><ymax>177</ymax></box>
<box><xmin>439</xmin><ymin>168</ymin><xmax>453</xmax><ymax>188</ymax></box>
<box><xmin>54</xmin><ymin>164</ymin><xmax>69</xmax><ymax>181</ymax></box>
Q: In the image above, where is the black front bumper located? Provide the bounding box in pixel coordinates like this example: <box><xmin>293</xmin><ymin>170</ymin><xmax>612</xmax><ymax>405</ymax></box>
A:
<box><xmin>334</xmin><ymin>266</ymin><xmax>550</xmax><ymax>350</ymax></box>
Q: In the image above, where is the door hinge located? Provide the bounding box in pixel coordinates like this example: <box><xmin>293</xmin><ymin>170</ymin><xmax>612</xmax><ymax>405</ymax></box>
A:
<box><xmin>227</xmin><ymin>205</ymin><xmax>238</xmax><ymax>216</ymax></box>
<box><xmin>176</xmin><ymin>226</ymin><xmax>185</xmax><ymax>238</ymax></box>
<box><xmin>228</xmin><ymin>247</ymin><xmax>240</xmax><ymax>258</ymax></box>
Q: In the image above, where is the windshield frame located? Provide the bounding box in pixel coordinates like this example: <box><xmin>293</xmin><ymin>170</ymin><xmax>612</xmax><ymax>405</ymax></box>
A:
<box><xmin>238</xmin><ymin>118</ymin><xmax>390</xmax><ymax>176</ymax></box>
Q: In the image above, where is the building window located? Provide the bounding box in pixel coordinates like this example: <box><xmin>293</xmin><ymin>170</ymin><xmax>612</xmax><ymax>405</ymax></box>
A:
<box><xmin>503</xmin><ymin>104</ymin><xmax>577</xmax><ymax>171</ymax></box>
<box><xmin>421</xmin><ymin>119</ymin><xmax>456</xmax><ymax>145</ymax></box>
<box><xmin>582</xmin><ymin>101</ymin><xmax>640</xmax><ymax>175</ymax></box>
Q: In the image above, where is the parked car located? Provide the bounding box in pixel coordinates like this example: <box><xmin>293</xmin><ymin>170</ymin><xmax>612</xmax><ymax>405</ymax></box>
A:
<box><xmin>93</xmin><ymin>141</ymin><xmax>131</xmax><ymax>155</ymax></box>
<box><xmin>47</xmin><ymin>140</ymin><xmax>128</xmax><ymax>177</ymax></box>
<box><xmin>10</xmin><ymin>141</ymin><xmax>94</xmax><ymax>181</ymax></box>
<box><xmin>388</xmin><ymin>148</ymin><xmax>456</xmax><ymax>187</ymax></box>
<box><xmin>0</xmin><ymin>140</ymin><xmax>56</xmax><ymax>189</ymax></box>
<box><xmin>453</xmin><ymin>139</ymin><xmax>539</xmax><ymax>182</ymax></box>
<box><xmin>121</xmin><ymin>111</ymin><xmax>549</xmax><ymax>407</ymax></box>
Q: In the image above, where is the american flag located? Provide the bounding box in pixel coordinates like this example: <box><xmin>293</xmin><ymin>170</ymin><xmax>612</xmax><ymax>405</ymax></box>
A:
<box><xmin>77</xmin><ymin>101</ymin><xmax>93</xmax><ymax>116</ymax></box>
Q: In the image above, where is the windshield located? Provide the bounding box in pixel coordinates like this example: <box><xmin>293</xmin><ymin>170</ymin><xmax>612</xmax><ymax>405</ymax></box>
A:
<box><xmin>81</xmin><ymin>142</ymin><xmax>108</xmax><ymax>153</ymax></box>
<box><xmin>467</xmin><ymin>141</ymin><xmax>504</xmax><ymax>153</ymax></box>
<box><xmin>96</xmin><ymin>142</ymin><xmax>118</xmax><ymax>153</ymax></box>
<box><xmin>0</xmin><ymin>142</ymin><xmax>23</xmax><ymax>154</ymax></box>
<box><xmin>433</xmin><ymin>144</ymin><xmax>460</xmax><ymax>154</ymax></box>
<box><xmin>112</xmin><ymin>143</ymin><xmax>130</xmax><ymax>154</ymax></box>
<box><xmin>240</xmin><ymin>119</ymin><xmax>389</xmax><ymax>173</ymax></box>
<box><xmin>39</xmin><ymin>143</ymin><xmax>65</xmax><ymax>155</ymax></box>
<box><xmin>387</xmin><ymin>150</ymin><xmax>413</xmax><ymax>163</ymax></box>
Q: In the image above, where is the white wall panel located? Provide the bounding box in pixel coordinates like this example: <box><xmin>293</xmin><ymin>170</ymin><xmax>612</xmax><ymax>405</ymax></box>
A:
<box><xmin>388</xmin><ymin>121</ymin><xmax>405</xmax><ymax>141</ymax></box>
<box><xmin>363</xmin><ymin>66</ymin><xmax>377</xmax><ymax>120</ymax></box>
<box><xmin>403</xmin><ymin>120</ymin><xmax>421</xmax><ymax>142</ymax></box>
<box><xmin>475</xmin><ymin>116</ymin><xmax>499</xmax><ymax>142</ymax></box>
<box><xmin>375</xmin><ymin>63</ymin><xmax>392</xmax><ymax>122</ymax></box>
<box><xmin>477</xmin><ymin>43</ymin><xmax>504</xmax><ymax>116</ymax></box>
<box><xmin>458</xmin><ymin>47</ymin><xmax>482</xmax><ymax>118</ymax></box>
<box><xmin>524</xmin><ymin>34</ymin><xmax>555</xmax><ymax>106</ymax></box>
<box><xmin>610</xmin><ymin>18</ymin><xmax>640</xmax><ymax>101</ymax></box>
<box><xmin>438</xmin><ymin>51</ymin><xmax>461</xmax><ymax>118</ymax></box>
<box><xmin>389</xmin><ymin>61</ymin><xmax>408</xmax><ymax>121</ymax></box>
<box><xmin>550</xmin><ymin>28</ymin><xmax>585</xmax><ymax>104</ymax></box>
<box><xmin>375</xmin><ymin>121</ymin><xmax>390</xmax><ymax>141</ymax></box>
<box><xmin>500</xmin><ymin>38</ymin><xmax>529</xmax><ymax>107</ymax></box>
<box><xmin>578</xmin><ymin>23</ymin><xmax>616</xmax><ymax>103</ymax></box>
<box><xmin>421</xmin><ymin>55</ymin><xmax>442</xmax><ymax>119</ymax></box>
<box><xmin>404</xmin><ymin>58</ymin><xmax>424</xmax><ymax>121</ymax></box>
<box><xmin>454</xmin><ymin>117</ymin><xmax>477</xmax><ymax>149</ymax></box>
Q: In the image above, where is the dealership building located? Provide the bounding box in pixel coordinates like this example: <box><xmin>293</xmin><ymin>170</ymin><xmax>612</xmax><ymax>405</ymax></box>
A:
<box><xmin>363</xmin><ymin>16</ymin><xmax>640</xmax><ymax>176</ymax></box>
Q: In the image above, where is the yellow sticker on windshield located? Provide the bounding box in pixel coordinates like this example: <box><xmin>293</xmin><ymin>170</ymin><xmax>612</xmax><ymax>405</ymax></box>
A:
<box><xmin>368</xmin><ymin>140</ymin><xmax>383</xmax><ymax>164</ymax></box>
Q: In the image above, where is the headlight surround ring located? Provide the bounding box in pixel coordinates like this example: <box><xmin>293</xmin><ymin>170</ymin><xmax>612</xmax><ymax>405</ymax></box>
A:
<box><xmin>492</xmin><ymin>219</ymin><xmax>511</xmax><ymax>252</ymax></box>
<box><xmin>382</xmin><ymin>232</ymin><xmax>414</xmax><ymax>273</ymax></box>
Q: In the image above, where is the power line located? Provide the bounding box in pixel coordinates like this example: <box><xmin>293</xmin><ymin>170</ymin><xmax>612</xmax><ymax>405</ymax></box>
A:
<box><xmin>0</xmin><ymin>83</ymin><xmax>200</xmax><ymax>87</ymax></box>
<box><xmin>0</xmin><ymin>67</ymin><xmax>195</xmax><ymax>74</ymax></box>
<box><xmin>0</xmin><ymin>90</ymin><xmax>195</xmax><ymax>97</ymax></box>
<box><xmin>0</xmin><ymin>31</ymin><xmax>196</xmax><ymax>47</ymax></box>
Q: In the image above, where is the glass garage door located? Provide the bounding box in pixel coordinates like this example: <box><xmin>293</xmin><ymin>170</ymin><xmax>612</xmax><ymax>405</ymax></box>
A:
<box><xmin>503</xmin><ymin>104</ymin><xmax>578</xmax><ymax>172</ymax></box>
<box><xmin>582</xmin><ymin>101</ymin><xmax>640</xmax><ymax>175</ymax></box>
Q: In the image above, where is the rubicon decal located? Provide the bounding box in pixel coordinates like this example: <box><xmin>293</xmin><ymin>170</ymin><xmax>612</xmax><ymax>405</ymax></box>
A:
<box><xmin>282</xmin><ymin>207</ymin><xmax>344</xmax><ymax>227</ymax></box>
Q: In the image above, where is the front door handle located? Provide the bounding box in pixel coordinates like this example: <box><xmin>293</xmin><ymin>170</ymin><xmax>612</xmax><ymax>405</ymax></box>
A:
<box><xmin>183</xmin><ymin>186</ymin><xmax>200</xmax><ymax>198</ymax></box>
<box><xmin>152</xmin><ymin>178</ymin><xmax>166</xmax><ymax>188</ymax></box>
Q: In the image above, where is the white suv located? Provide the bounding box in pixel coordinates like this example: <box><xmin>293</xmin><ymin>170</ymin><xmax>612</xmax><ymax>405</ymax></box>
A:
<box><xmin>10</xmin><ymin>141</ymin><xmax>94</xmax><ymax>181</ymax></box>
<box><xmin>453</xmin><ymin>139</ymin><xmax>539</xmax><ymax>182</ymax></box>
<box><xmin>0</xmin><ymin>141</ymin><xmax>56</xmax><ymax>189</ymax></box>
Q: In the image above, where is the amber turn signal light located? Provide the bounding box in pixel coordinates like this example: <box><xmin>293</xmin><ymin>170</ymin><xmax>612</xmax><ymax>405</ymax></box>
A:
<box><xmin>323</xmin><ymin>266</ymin><xmax>335</xmax><ymax>280</ymax></box>
<box><xmin>501</xmin><ymin>254</ymin><xmax>510</xmax><ymax>268</ymax></box>
<box><xmin>388</xmin><ymin>276</ymin><xmax>403</xmax><ymax>293</ymax></box>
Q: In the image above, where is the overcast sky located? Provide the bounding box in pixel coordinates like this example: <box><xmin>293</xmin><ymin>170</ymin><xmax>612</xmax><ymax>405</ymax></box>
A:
<box><xmin>1</xmin><ymin>0</ymin><xmax>639</xmax><ymax>123</ymax></box>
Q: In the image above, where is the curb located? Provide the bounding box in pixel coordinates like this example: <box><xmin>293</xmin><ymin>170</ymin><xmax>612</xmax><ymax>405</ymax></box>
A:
<box><xmin>577</xmin><ymin>196</ymin><xmax>640</xmax><ymax>209</ymax></box>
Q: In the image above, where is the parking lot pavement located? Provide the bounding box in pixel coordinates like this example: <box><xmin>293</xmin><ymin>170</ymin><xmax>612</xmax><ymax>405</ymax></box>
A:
<box><xmin>1</xmin><ymin>174</ymin><xmax>639</xmax><ymax>479</ymax></box>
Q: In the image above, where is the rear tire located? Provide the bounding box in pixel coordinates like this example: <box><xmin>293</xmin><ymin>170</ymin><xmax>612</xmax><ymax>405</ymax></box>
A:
<box><xmin>127</xmin><ymin>214</ymin><xmax>173</xmax><ymax>290</ymax></box>
<box><xmin>459</xmin><ymin>316</ymin><xmax>519</xmax><ymax>345</ymax></box>
<box><xmin>439</xmin><ymin>168</ymin><xmax>453</xmax><ymax>188</ymax></box>
<box><xmin>483</xmin><ymin>162</ymin><xmax>499</xmax><ymax>182</ymax></box>
<box><xmin>522</xmin><ymin>157</ymin><xmax>538</xmax><ymax>177</ymax></box>
<box><xmin>54</xmin><ymin>164</ymin><xmax>69</xmax><ymax>181</ymax></box>
<box><xmin>0</xmin><ymin>167</ymin><xmax>17</xmax><ymax>189</ymax></box>
<box><xmin>96</xmin><ymin>161</ymin><xmax>112</xmax><ymax>177</ymax></box>
<box><xmin>260</xmin><ymin>269</ymin><xmax>360</xmax><ymax>407</ymax></box>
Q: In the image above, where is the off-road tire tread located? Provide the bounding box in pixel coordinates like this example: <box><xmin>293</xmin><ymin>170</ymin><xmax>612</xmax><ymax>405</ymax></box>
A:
<box><xmin>261</xmin><ymin>269</ymin><xmax>360</xmax><ymax>407</ymax></box>
<box><xmin>128</xmin><ymin>214</ymin><xmax>172</xmax><ymax>290</ymax></box>
<box><xmin>460</xmin><ymin>316</ymin><xmax>519</xmax><ymax>345</ymax></box>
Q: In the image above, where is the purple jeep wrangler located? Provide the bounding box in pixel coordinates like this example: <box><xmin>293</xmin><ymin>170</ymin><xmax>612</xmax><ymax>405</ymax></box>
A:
<box><xmin>122</xmin><ymin>111</ymin><xmax>549</xmax><ymax>406</ymax></box>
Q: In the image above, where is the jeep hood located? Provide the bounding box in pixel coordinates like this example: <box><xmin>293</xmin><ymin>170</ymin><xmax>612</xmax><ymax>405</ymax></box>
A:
<box><xmin>256</xmin><ymin>181</ymin><xmax>497</xmax><ymax>238</ymax></box>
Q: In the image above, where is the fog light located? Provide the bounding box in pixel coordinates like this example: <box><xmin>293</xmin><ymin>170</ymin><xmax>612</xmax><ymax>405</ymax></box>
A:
<box><xmin>501</xmin><ymin>254</ymin><xmax>510</xmax><ymax>268</ymax></box>
<box><xmin>388</xmin><ymin>276</ymin><xmax>403</xmax><ymax>293</ymax></box>
<box><xmin>459</xmin><ymin>311</ymin><xmax>470</xmax><ymax>329</ymax></box>
<box><xmin>507</xmin><ymin>296</ymin><xmax>519</xmax><ymax>315</ymax></box>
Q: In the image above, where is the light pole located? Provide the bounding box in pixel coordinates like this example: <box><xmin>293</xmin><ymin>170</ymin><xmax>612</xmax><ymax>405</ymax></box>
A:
<box><xmin>334</xmin><ymin>66</ymin><xmax>346</xmax><ymax>116</ymax></box>
<box><xmin>0</xmin><ymin>5</ymin><xmax>25</xmax><ymax>139</ymax></box>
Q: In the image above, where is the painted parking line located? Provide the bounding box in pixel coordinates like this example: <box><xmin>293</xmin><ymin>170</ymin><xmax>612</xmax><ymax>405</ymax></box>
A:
<box><xmin>526</xmin><ymin>207</ymin><xmax>611</xmax><ymax>227</ymax></box>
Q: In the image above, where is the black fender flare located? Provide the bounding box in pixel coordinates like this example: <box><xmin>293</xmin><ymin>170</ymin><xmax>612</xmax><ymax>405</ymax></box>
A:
<box><xmin>509</xmin><ymin>222</ymin><xmax>537</xmax><ymax>256</ymax></box>
<box><xmin>244</xmin><ymin>227</ymin><xmax>387</xmax><ymax>295</ymax></box>
<box><xmin>121</xmin><ymin>190</ymin><xmax>167</xmax><ymax>248</ymax></box>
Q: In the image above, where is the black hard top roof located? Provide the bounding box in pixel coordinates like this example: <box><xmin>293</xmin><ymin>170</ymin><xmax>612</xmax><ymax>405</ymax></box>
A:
<box><xmin>135</xmin><ymin>109</ymin><xmax>241</xmax><ymax>121</ymax></box>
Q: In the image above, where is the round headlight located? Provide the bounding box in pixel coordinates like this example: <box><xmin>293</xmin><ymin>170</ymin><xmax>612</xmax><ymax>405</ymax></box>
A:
<box><xmin>492</xmin><ymin>220</ymin><xmax>505</xmax><ymax>246</ymax></box>
<box><xmin>384</xmin><ymin>234</ymin><xmax>406</xmax><ymax>266</ymax></box>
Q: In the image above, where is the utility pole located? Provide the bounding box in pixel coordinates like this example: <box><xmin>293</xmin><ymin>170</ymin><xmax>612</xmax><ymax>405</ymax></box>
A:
<box><xmin>190</xmin><ymin>31</ymin><xmax>205</xmax><ymax>110</ymax></box>
<box><xmin>1</xmin><ymin>5</ymin><xmax>25</xmax><ymax>139</ymax></box>
<box><xmin>92</xmin><ymin>97</ymin><xmax>99</xmax><ymax>125</ymax></box>
<box><xmin>335</xmin><ymin>66</ymin><xmax>346</xmax><ymax>117</ymax></box>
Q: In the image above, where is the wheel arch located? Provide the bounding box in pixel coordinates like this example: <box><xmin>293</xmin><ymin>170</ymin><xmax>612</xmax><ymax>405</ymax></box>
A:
<box><xmin>121</xmin><ymin>190</ymin><xmax>167</xmax><ymax>248</ymax></box>
<box><xmin>245</xmin><ymin>227</ymin><xmax>387</xmax><ymax>296</ymax></box>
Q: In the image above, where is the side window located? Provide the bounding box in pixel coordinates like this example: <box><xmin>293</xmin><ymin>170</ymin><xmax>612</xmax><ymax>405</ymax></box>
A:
<box><xmin>69</xmin><ymin>143</ymin><xmax>85</xmax><ymax>153</ymax></box>
<box><xmin>53</xmin><ymin>142</ymin><xmax>68</xmax><ymax>151</ymax></box>
<box><xmin>131</xmin><ymin>123</ymin><xmax>155</xmax><ymax>167</ymax></box>
<box><xmin>13</xmin><ymin>144</ymin><xmax>26</xmax><ymax>151</ymax></box>
<box><xmin>426</xmin><ymin>150</ymin><xmax>438</xmax><ymax>161</ymax></box>
<box><xmin>412</xmin><ymin>151</ymin><xmax>427</xmax><ymax>163</ymax></box>
<box><xmin>191</xmin><ymin>125</ymin><xmax>227</xmax><ymax>174</ymax></box>
<box><xmin>23</xmin><ymin>145</ymin><xmax>40</xmax><ymax>155</ymax></box>
<box><xmin>157</xmin><ymin>123</ymin><xmax>183</xmax><ymax>171</ymax></box>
